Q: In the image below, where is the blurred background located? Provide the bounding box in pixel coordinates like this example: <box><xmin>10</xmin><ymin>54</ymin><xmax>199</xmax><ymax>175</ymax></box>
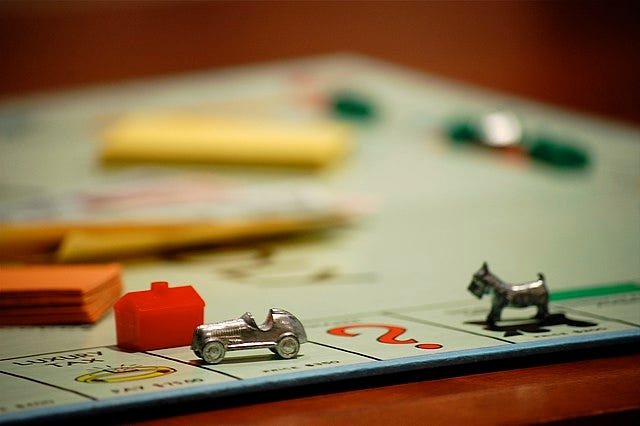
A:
<box><xmin>1</xmin><ymin>0</ymin><xmax>639</xmax><ymax>125</ymax></box>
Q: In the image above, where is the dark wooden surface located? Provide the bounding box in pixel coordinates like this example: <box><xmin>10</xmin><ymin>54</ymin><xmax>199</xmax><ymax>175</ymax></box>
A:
<box><xmin>129</xmin><ymin>352</ymin><xmax>640</xmax><ymax>425</ymax></box>
<box><xmin>1</xmin><ymin>1</ymin><xmax>639</xmax><ymax>125</ymax></box>
<box><xmin>1</xmin><ymin>2</ymin><xmax>638</xmax><ymax>424</ymax></box>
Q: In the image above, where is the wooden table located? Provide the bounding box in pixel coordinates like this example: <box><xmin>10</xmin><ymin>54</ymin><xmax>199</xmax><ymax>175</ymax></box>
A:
<box><xmin>128</xmin><ymin>350</ymin><xmax>639</xmax><ymax>425</ymax></box>
<box><xmin>2</xmin><ymin>1</ymin><xmax>639</xmax><ymax>125</ymax></box>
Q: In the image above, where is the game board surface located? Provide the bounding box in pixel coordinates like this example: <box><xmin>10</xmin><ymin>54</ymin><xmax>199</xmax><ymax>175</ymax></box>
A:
<box><xmin>1</xmin><ymin>54</ymin><xmax>639</xmax><ymax>423</ymax></box>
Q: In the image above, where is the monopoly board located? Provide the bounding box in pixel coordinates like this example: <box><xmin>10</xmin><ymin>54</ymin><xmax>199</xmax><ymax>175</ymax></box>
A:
<box><xmin>1</xmin><ymin>54</ymin><xmax>639</xmax><ymax>423</ymax></box>
<box><xmin>1</xmin><ymin>284</ymin><xmax>639</xmax><ymax>423</ymax></box>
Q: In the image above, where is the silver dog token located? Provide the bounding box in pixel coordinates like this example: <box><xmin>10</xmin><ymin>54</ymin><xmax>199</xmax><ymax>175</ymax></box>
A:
<box><xmin>468</xmin><ymin>262</ymin><xmax>549</xmax><ymax>326</ymax></box>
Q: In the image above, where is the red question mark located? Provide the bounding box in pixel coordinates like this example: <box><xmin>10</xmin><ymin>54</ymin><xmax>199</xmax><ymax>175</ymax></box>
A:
<box><xmin>327</xmin><ymin>324</ymin><xmax>442</xmax><ymax>350</ymax></box>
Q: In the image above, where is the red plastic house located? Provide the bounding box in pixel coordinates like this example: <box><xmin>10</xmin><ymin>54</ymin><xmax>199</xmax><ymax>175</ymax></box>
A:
<box><xmin>114</xmin><ymin>281</ymin><xmax>205</xmax><ymax>351</ymax></box>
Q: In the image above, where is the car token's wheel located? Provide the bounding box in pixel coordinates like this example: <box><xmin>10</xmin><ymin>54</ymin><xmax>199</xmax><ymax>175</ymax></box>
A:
<box><xmin>275</xmin><ymin>336</ymin><xmax>299</xmax><ymax>359</ymax></box>
<box><xmin>202</xmin><ymin>341</ymin><xmax>225</xmax><ymax>364</ymax></box>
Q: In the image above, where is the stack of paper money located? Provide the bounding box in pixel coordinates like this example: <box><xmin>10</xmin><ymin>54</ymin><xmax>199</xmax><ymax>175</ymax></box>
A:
<box><xmin>0</xmin><ymin>264</ymin><xmax>122</xmax><ymax>325</ymax></box>
<box><xmin>0</xmin><ymin>173</ymin><xmax>367</xmax><ymax>262</ymax></box>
